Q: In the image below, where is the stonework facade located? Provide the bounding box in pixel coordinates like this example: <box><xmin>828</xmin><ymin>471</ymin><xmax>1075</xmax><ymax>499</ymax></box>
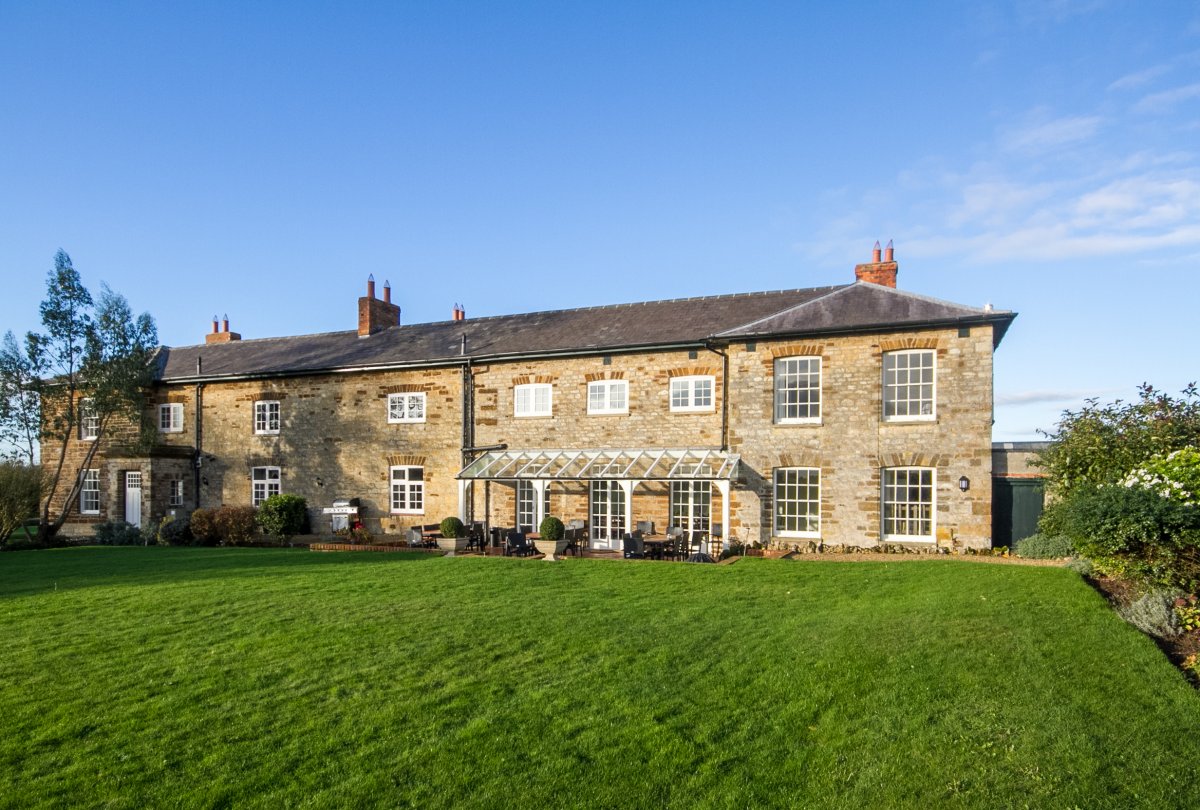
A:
<box><xmin>44</xmin><ymin>255</ymin><xmax>1014</xmax><ymax>550</ymax></box>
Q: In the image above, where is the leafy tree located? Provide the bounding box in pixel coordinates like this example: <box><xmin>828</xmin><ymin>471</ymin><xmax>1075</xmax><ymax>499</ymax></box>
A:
<box><xmin>0</xmin><ymin>251</ymin><xmax>158</xmax><ymax>544</ymax></box>
<box><xmin>0</xmin><ymin>333</ymin><xmax>43</xmax><ymax>464</ymax></box>
<box><xmin>1036</xmin><ymin>383</ymin><xmax>1200</xmax><ymax>496</ymax></box>
<box><xmin>0</xmin><ymin>462</ymin><xmax>43</xmax><ymax>546</ymax></box>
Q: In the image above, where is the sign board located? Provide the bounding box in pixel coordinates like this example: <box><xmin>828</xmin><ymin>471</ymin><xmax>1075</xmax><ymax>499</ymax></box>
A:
<box><xmin>322</xmin><ymin>506</ymin><xmax>360</xmax><ymax>515</ymax></box>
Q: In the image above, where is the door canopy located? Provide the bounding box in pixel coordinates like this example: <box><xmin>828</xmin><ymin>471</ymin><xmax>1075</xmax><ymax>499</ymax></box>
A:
<box><xmin>457</xmin><ymin>448</ymin><xmax>740</xmax><ymax>481</ymax></box>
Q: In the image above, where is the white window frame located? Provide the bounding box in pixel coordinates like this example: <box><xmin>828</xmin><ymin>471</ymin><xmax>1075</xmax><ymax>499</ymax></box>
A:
<box><xmin>254</xmin><ymin>400</ymin><xmax>281</xmax><ymax>435</ymax></box>
<box><xmin>882</xmin><ymin>467</ymin><xmax>935</xmax><ymax>541</ymax></box>
<box><xmin>387</xmin><ymin>392</ymin><xmax>426</xmax><ymax>424</ymax></box>
<box><xmin>669</xmin><ymin>375</ymin><xmax>715</xmax><ymax>413</ymax></box>
<box><xmin>158</xmin><ymin>403</ymin><xmax>184</xmax><ymax>433</ymax></box>
<box><xmin>251</xmin><ymin>466</ymin><xmax>281</xmax><ymax>506</ymax></box>
<box><xmin>670</xmin><ymin>481</ymin><xmax>711</xmax><ymax>533</ymax></box>
<box><xmin>774</xmin><ymin>357</ymin><xmax>822</xmax><ymax>424</ymax></box>
<box><xmin>882</xmin><ymin>349</ymin><xmax>936</xmax><ymax>422</ymax></box>
<box><xmin>587</xmin><ymin>380</ymin><xmax>628</xmax><ymax>415</ymax></box>
<box><xmin>514</xmin><ymin>383</ymin><xmax>553</xmax><ymax>418</ymax></box>
<box><xmin>80</xmin><ymin>469</ymin><xmax>100</xmax><ymax>514</ymax></box>
<box><xmin>79</xmin><ymin>398</ymin><xmax>99</xmax><ymax>441</ymax></box>
<box><xmin>390</xmin><ymin>465</ymin><xmax>425</xmax><ymax>514</ymax></box>
<box><xmin>516</xmin><ymin>480</ymin><xmax>552</xmax><ymax>533</ymax></box>
<box><xmin>168</xmin><ymin>478</ymin><xmax>185</xmax><ymax>507</ymax></box>
<box><xmin>774</xmin><ymin>468</ymin><xmax>821</xmax><ymax>538</ymax></box>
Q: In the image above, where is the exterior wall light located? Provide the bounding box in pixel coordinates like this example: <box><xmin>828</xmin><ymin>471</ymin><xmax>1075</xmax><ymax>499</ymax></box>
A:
<box><xmin>958</xmin><ymin>475</ymin><xmax>970</xmax><ymax>492</ymax></box>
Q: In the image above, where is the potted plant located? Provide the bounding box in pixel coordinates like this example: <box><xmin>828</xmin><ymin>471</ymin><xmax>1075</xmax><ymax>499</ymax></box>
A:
<box><xmin>437</xmin><ymin>516</ymin><xmax>469</xmax><ymax>555</ymax></box>
<box><xmin>533</xmin><ymin>516</ymin><xmax>570</xmax><ymax>561</ymax></box>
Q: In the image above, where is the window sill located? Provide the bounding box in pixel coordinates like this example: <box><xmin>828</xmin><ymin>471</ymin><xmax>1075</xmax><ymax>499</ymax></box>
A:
<box><xmin>387</xmin><ymin>420</ymin><xmax>427</xmax><ymax>425</ymax></box>
<box><xmin>882</xmin><ymin>416</ymin><xmax>936</xmax><ymax>424</ymax></box>
<box><xmin>254</xmin><ymin>430</ymin><xmax>281</xmax><ymax>436</ymax></box>
<box><xmin>882</xmin><ymin>536</ymin><xmax>935</xmax><ymax>543</ymax></box>
<box><xmin>670</xmin><ymin>408</ymin><xmax>716</xmax><ymax>414</ymax></box>
<box><xmin>514</xmin><ymin>413</ymin><xmax>553</xmax><ymax>419</ymax></box>
<box><xmin>775</xmin><ymin>419</ymin><xmax>822</xmax><ymax>427</ymax></box>
<box><xmin>391</xmin><ymin>509</ymin><xmax>424</xmax><ymax>515</ymax></box>
<box><xmin>587</xmin><ymin>410</ymin><xmax>629</xmax><ymax>416</ymax></box>
<box><xmin>775</xmin><ymin>531</ymin><xmax>821</xmax><ymax>540</ymax></box>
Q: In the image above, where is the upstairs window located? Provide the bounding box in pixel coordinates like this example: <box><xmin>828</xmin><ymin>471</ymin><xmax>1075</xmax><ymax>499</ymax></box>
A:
<box><xmin>80</xmin><ymin>469</ymin><xmax>100</xmax><ymax>514</ymax></box>
<box><xmin>388</xmin><ymin>392</ymin><xmax>426</xmax><ymax>424</ymax></box>
<box><xmin>159</xmin><ymin>403</ymin><xmax>184</xmax><ymax>433</ymax></box>
<box><xmin>254</xmin><ymin>400</ymin><xmax>281</xmax><ymax>434</ymax></box>
<box><xmin>587</xmin><ymin>380</ymin><xmax>628</xmax><ymax>415</ymax></box>
<box><xmin>251</xmin><ymin>466</ymin><xmax>281</xmax><ymax>506</ymax></box>
<box><xmin>774</xmin><ymin>357</ymin><xmax>821</xmax><ymax>424</ymax></box>
<box><xmin>670</xmin><ymin>376</ymin><xmax>714</xmax><ymax>413</ymax></box>
<box><xmin>79</xmin><ymin>398</ymin><xmax>99</xmax><ymax>441</ymax></box>
<box><xmin>883</xmin><ymin>350</ymin><xmax>935</xmax><ymax>421</ymax></box>
<box><xmin>514</xmin><ymin>384</ymin><xmax>552</xmax><ymax>417</ymax></box>
<box><xmin>390</xmin><ymin>466</ymin><xmax>425</xmax><ymax>514</ymax></box>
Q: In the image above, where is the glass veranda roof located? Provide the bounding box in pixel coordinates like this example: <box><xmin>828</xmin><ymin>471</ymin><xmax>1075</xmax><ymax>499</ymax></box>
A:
<box><xmin>457</xmin><ymin>448</ymin><xmax>740</xmax><ymax>481</ymax></box>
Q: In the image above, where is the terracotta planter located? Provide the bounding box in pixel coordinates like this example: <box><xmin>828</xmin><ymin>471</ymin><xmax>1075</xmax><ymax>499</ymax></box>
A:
<box><xmin>763</xmin><ymin>548</ymin><xmax>791</xmax><ymax>559</ymax></box>
<box><xmin>533</xmin><ymin>537</ymin><xmax>571</xmax><ymax>561</ymax></box>
<box><xmin>437</xmin><ymin>536</ymin><xmax>469</xmax><ymax>556</ymax></box>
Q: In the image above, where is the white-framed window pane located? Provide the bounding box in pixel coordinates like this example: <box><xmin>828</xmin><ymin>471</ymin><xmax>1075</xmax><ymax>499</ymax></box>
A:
<box><xmin>882</xmin><ymin>467</ymin><xmax>934</xmax><ymax>539</ymax></box>
<box><xmin>254</xmin><ymin>401</ymin><xmax>281</xmax><ymax>434</ymax></box>
<box><xmin>883</xmin><ymin>350</ymin><xmax>935</xmax><ymax>420</ymax></box>
<box><xmin>388</xmin><ymin>392</ymin><xmax>427</xmax><ymax>424</ymax></box>
<box><xmin>80</xmin><ymin>399</ymin><xmax>99</xmax><ymax>440</ymax></box>
<box><xmin>670</xmin><ymin>481</ymin><xmax>711</xmax><ymax>533</ymax></box>
<box><xmin>159</xmin><ymin>403</ymin><xmax>183</xmax><ymax>433</ymax></box>
<box><xmin>515</xmin><ymin>384</ymin><xmax>552</xmax><ymax>417</ymax></box>
<box><xmin>588</xmin><ymin>380</ymin><xmax>628</xmax><ymax>415</ymax></box>
<box><xmin>516</xmin><ymin>481</ymin><xmax>552</xmax><ymax>532</ymax></box>
<box><xmin>390</xmin><ymin>465</ymin><xmax>425</xmax><ymax>513</ymax></box>
<box><xmin>169</xmin><ymin>479</ymin><xmax>185</xmax><ymax>507</ymax></box>
<box><xmin>80</xmin><ymin>469</ymin><xmax>100</xmax><ymax>514</ymax></box>
<box><xmin>774</xmin><ymin>468</ymin><xmax>820</xmax><ymax>536</ymax></box>
<box><xmin>775</xmin><ymin>357</ymin><xmax>821</xmax><ymax>422</ymax></box>
<box><xmin>670</xmin><ymin>379</ymin><xmax>689</xmax><ymax>409</ymax></box>
<box><xmin>670</xmin><ymin>376</ymin><xmax>715</xmax><ymax>412</ymax></box>
<box><xmin>251</xmin><ymin>466</ymin><xmax>281</xmax><ymax>506</ymax></box>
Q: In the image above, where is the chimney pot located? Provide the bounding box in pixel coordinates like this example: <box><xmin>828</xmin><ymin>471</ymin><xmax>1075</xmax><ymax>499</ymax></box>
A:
<box><xmin>211</xmin><ymin>316</ymin><xmax>219</xmax><ymax>334</ymax></box>
<box><xmin>883</xmin><ymin>239</ymin><xmax>894</xmax><ymax>262</ymax></box>
<box><xmin>222</xmin><ymin>314</ymin><xmax>229</xmax><ymax>333</ymax></box>
<box><xmin>872</xmin><ymin>241</ymin><xmax>882</xmax><ymax>263</ymax></box>
<box><xmin>383</xmin><ymin>280</ymin><xmax>391</xmax><ymax>304</ymax></box>
<box><xmin>366</xmin><ymin>274</ymin><xmax>376</xmax><ymax>299</ymax></box>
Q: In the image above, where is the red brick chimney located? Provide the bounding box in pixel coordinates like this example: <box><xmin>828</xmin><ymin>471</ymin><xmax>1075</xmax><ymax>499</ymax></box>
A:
<box><xmin>358</xmin><ymin>275</ymin><xmax>401</xmax><ymax>337</ymax></box>
<box><xmin>452</xmin><ymin>304</ymin><xmax>465</xmax><ymax>321</ymax></box>
<box><xmin>205</xmin><ymin>313</ymin><xmax>242</xmax><ymax>344</ymax></box>
<box><xmin>854</xmin><ymin>240</ymin><xmax>898</xmax><ymax>288</ymax></box>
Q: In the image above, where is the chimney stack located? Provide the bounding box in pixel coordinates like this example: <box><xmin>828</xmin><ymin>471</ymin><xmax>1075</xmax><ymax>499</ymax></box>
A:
<box><xmin>205</xmin><ymin>314</ymin><xmax>242</xmax><ymax>344</ymax></box>
<box><xmin>358</xmin><ymin>275</ymin><xmax>401</xmax><ymax>337</ymax></box>
<box><xmin>854</xmin><ymin>240</ymin><xmax>898</xmax><ymax>288</ymax></box>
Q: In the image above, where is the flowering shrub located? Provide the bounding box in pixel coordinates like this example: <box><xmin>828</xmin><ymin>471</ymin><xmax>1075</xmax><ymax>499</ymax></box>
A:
<box><xmin>1120</xmin><ymin>447</ymin><xmax>1200</xmax><ymax>506</ymax></box>
<box><xmin>1175</xmin><ymin>594</ymin><xmax>1200</xmax><ymax>632</ymax></box>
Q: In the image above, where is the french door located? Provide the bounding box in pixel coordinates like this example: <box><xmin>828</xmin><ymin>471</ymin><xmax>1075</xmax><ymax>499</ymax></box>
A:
<box><xmin>125</xmin><ymin>471</ymin><xmax>142</xmax><ymax>528</ymax></box>
<box><xmin>670</xmin><ymin>481</ymin><xmax>710</xmax><ymax>536</ymax></box>
<box><xmin>589</xmin><ymin>480</ymin><xmax>626</xmax><ymax>549</ymax></box>
<box><xmin>516</xmin><ymin>481</ymin><xmax>550</xmax><ymax>533</ymax></box>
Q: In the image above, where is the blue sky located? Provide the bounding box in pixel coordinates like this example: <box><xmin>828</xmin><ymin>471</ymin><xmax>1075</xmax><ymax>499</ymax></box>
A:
<box><xmin>1</xmin><ymin>1</ymin><xmax>1198</xmax><ymax>440</ymax></box>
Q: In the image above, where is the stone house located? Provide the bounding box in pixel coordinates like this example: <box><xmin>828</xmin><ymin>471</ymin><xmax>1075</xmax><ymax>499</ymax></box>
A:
<box><xmin>45</xmin><ymin>246</ymin><xmax>1015</xmax><ymax>550</ymax></box>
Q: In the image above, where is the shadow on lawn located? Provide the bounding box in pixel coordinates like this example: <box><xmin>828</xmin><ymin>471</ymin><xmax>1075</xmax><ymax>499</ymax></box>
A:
<box><xmin>0</xmin><ymin>546</ymin><xmax>439</xmax><ymax>598</ymax></box>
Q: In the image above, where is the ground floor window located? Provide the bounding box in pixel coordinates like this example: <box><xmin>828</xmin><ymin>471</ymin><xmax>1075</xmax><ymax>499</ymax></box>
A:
<box><xmin>390</xmin><ymin>466</ymin><xmax>424</xmax><ymax>514</ymax></box>
<box><xmin>251</xmin><ymin>466</ymin><xmax>281</xmax><ymax>506</ymax></box>
<box><xmin>774</xmin><ymin>468</ymin><xmax>820</xmax><ymax>537</ymax></box>
<box><xmin>80</xmin><ymin>469</ymin><xmax>100</xmax><ymax>514</ymax></box>
<box><xmin>882</xmin><ymin>467</ymin><xmax>934</xmax><ymax>540</ymax></box>
<box><xmin>670</xmin><ymin>481</ymin><xmax>711</xmax><ymax>534</ymax></box>
<box><xmin>169</xmin><ymin>478</ymin><xmax>185</xmax><ymax>507</ymax></box>
<box><xmin>589</xmin><ymin>480</ymin><xmax>626</xmax><ymax>544</ymax></box>
<box><xmin>516</xmin><ymin>481</ymin><xmax>550</xmax><ymax>533</ymax></box>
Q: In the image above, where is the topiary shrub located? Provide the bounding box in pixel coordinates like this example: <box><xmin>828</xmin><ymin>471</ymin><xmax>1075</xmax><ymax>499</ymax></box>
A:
<box><xmin>214</xmin><ymin>506</ymin><xmax>259</xmax><ymax>546</ymax></box>
<box><xmin>1119</xmin><ymin>590</ymin><xmax>1183</xmax><ymax>639</ymax></box>
<box><xmin>189</xmin><ymin>508</ymin><xmax>218</xmax><ymax>545</ymax></box>
<box><xmin>539</xmin><ymin>516</ymin><xmax>564</xmax><ymax>543</ymax></box>
<box><xmin>157</xmin><ymin>514</ymin><xmax>194</xmax><ymax>546</ymax></box>
<box><xmin>440</xmin><ymin>516</ymin><xmax>464</xmax><ymax>539</ymax></box>
<box><xmin>1014</xmin><ymin>533</ymin><xmax>1075</xmax><ymax>559</ymax></box>
<box><xmin>92</xmin><ymin>520</ymin><xmax>145</xmax><ymax>546</ymax></box>
<box><xmin>256</xmin><ymin>494</ymin><xmax>308</xmax><ymax>545</ymax></box>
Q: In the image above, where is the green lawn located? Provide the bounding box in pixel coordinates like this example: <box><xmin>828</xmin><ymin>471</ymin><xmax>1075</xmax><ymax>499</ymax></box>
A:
<box><xmin>2</xmin><ymin>549</ymin><xmax>1198</xmax><ymax>808</ymax></box>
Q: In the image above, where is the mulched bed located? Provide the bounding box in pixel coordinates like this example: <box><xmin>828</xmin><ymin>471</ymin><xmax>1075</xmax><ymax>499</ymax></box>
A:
<box><xmin>1086</xmin><ymin>575</ymin><xmax>1200</xmax><ymax>683</ymax></box>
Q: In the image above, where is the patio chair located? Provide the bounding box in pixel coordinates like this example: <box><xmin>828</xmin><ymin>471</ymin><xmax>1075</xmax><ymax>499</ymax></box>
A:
<box><xmin>466</xmin><ymin>522</ymin><xmax>486</xmax><ymax>553</ymax></box>
<box><xmin>636</xmin><ymin>520</ymin><xmax>655</xmax><ymax>536</ymax></box>
<box><xmin>622</xmin><ymin>532</ymin><xmax>645</xmax><ymax>559</ymax></box>
<box><xmin>506</xmin><ymin>531</ymin><xmax>533</xmax><ymax>557</ymax></box>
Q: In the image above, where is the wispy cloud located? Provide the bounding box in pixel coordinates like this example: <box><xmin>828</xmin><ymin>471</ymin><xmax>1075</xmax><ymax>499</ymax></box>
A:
<box><xmin>1108</xmin><ymin>64</ymin><xmax>1172</xmax><ymax>92</ymax></box>
<box><xmin>999</xmin><ymin>114</ymin><xmax>1103</xmax><ymax>153</ymax></box>
<box><xmin>1015</xmin><ymin>0</ymin><xmax>1107</xmax><ymax>27</ymax></box>
<box><xmin>1133</xmin><ymin>82</ymin><xmax>1200</xmax><ymax>114</ymax></box>
<box><xmin>996</xmin><ymin>390</ymin><xmax>1109</xmax><ymax>406</ymax></box>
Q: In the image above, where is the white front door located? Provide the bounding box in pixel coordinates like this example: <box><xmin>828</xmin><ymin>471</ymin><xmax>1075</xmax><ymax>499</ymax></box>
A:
<box><xmin>125</xmin><ymin>472</ymin><xmax>142</xmax><ymax>528</ymax></box>
<box><xmin>589</xmin><ymin>480</ymin><xmax>626</xmax><ymax>549</ymax></box>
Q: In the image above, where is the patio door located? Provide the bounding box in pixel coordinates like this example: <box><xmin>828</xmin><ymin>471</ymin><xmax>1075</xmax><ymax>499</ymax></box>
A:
<box><xmin>589</xmin><ymin>480</ymin><xmax>626</xmax><ymax>549</ymax></box>
<box><xmin>516</xmin><ymin>481</ymin><xmax>550</xmax><ymax>533</ymax></box>
<box><xmin>670</xmin><ymin>481</ymin><xmax>710</xmax><ymax>536</ymax></box>
<box><xmin>125</xmin><ymin>471</ymin><xmax>142</xmax><ymax>528</ymax></box>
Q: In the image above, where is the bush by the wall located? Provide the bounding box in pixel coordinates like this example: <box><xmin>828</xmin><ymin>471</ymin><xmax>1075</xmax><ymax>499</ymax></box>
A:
<box><xmin>92</xmin><ymin>521</ymin><xmax>145</xmax><ymax>546</ymax></box>
<box><xmin>189</xmin><ymin>508</ymin><xmax>218</xmax><ymax>545</ymax></box>
<box><xmin>213</xmin><ymin>506</ymin><xmax>259</xmax><ymax>546</ymax></box>
<box><xmin>1014</xmin><ymin>533</ymin><xmax>1075</xmax><ymax>559</ymax></box>
<box><xmin>256</xmin><ymin>495</ymin><xmax>308</xmax><ymax>545</ymax></box>
<box><xmin>1067</xmin><ymin>556</ymin><xmax>1095</xmax><ymax>577</ymax></box>
<box><xmin>440</xmin><ymin>516</ymin><xmax>464</xmax><ymax>538</ymax></box>
<box><xmin>157</xmin><ymin>515</ymin><xmax>195</xmax><ymax>546</ymax></box>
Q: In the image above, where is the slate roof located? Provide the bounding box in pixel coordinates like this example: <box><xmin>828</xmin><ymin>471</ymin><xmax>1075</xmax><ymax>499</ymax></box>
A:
<box><xmin>157</xmin><ymin>282</ymin><xmax>1014</xmax><ymax>382</ymax></box>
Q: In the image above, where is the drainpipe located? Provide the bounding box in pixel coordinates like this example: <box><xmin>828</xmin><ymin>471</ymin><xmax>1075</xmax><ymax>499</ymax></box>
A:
<box><xmin>461</xmin><ymin>354</ymin><xmax>474</xmax><ymax>524</ymax></box>
<box><xmin>193</xmin><ymin>381</ymin><xmax>204</xmax><ymax>510</ymax></box>
<box><xmin>703</xmin><ymin>341</ymin><xmax>730</xmax><ymax>452</ymax></box>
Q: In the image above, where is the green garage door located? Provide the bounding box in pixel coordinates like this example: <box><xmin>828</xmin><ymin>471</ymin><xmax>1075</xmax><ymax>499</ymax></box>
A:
<box><xmin>993</xmin><ymin>478</ymin><xmax>1045</xmax><ymax>549</ymax></box>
